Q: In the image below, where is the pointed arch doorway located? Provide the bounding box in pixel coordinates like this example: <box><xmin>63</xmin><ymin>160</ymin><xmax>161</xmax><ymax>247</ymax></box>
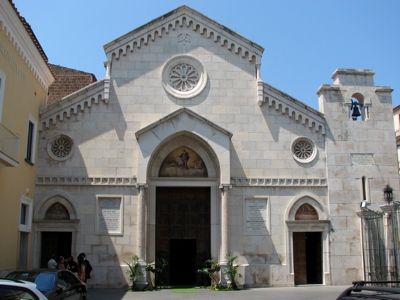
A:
<box><xmin>286</xmin><ymin>198</ymin><xmax>331</xmax><ymax>286</ymax></box>
<box><xmin>32</xmin><ymin>192</ymin><xmax>80</xmax><ymax>269</ymax></box>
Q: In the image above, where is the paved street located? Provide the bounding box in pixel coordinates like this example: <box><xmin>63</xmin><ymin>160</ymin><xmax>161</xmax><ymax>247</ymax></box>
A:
<box><xmin>88</xmin><ymin>285</ymin><xmax>349</xmax><ymax>300</ymax></box>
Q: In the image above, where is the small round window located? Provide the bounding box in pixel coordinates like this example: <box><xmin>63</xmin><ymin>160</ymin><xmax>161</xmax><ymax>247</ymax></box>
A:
<box><xmin>162</xmin><ymin>55</ymin><xmax>207</xmax><ymax>99</ymax></box>
<box><xmin>47</xmin><ymin>135</ymin><xmax>74</xmax><ymax>161</ymax></box>
<box><xmin>291</xmin><ymin>137</ymin><xmax>317</xmax><ymax>163</ymax></box>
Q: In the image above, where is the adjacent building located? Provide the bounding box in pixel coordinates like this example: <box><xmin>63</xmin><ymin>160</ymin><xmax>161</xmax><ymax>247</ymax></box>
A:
<box><xmin>0</xmin><ymin>0</ymin><xmax>54</xmax><ymax>276</ymax></box>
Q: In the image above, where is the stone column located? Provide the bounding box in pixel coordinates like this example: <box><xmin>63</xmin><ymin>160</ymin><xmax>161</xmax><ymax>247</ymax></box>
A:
<box><xmin>380</xmin><ymin>204</ymin><xmax>396</xmax><ymax>280</ymax></box>
<box><xmin>219</xmin><ymin>184</ymin><xmax>232</xmax><ymax>263</ymax></box>
<box><xmin>136</xmin><ymin>184</ymin><xmax>148</xmax><ymax>261</ymax></box>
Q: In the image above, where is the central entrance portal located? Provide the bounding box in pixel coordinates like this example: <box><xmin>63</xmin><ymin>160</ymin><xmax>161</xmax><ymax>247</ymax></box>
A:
<box><xmin>156</xmin><ymin>187</ymin><xmax>211</xmax><ymax>286</ymax></box>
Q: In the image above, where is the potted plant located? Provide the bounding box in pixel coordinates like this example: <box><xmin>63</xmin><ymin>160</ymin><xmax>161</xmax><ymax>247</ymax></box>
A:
<box><xmin>124</xmin><ymin>255</ymin><xmax>143</xmax><ymax>291</ymax></box>
<box><xmin>222</xmin><ymin>254</ymin><xmax>242</xmax><ymax>290</ymax></box>
<box><xmin>197</xmin><ymin>258</ymin><xmax>221</xmax><ymax>290</ymax></box>
<box><xmin>145</xmin><ymin>257</ymin><xmax>168</xmax><ymax>288</ymax></box>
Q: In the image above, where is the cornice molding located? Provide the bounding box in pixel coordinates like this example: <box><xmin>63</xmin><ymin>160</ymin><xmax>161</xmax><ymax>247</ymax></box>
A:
<box><xmin>231</xmin><ymin>177</ymin><xmax>327</xmax><ymax>187</ymax></box>
<box><xmin>36</xmin><ymin>176</ymin><xmax>136</xmax><ymax>186</ymax></box>
<box><xmin>258</xmin><ymin>83</ymin><xmax>325</xmax><ymax>135</ymax></box>
<box><xmin>39</xmin><ymin>78</ymin><xmax>110</xmax><ymax>129</ymax></box>
<box><xmin>0</xmin><ymin>1</ymin><xmax>54</xmax><ymax>91</ymax></box>
<box><xmin>104</xmin><ymin>6</ymin><xmax>263</xmax><ymax>64</ymax></box>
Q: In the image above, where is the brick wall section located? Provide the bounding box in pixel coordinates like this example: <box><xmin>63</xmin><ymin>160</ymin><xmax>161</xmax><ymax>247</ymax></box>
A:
<box><xmin>48</xmin><ymin>64</ymin><xmax>97</xmax><ymax>104</ymax></box>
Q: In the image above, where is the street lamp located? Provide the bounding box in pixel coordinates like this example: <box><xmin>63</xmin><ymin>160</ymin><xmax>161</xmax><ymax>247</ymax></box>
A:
<box><xmin>383</xmin><ymin>184</ymin><xmax>394</xmax><ymax>204</ymax></box>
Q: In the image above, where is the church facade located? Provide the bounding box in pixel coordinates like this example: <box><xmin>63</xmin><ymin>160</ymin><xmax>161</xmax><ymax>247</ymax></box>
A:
<box><xmin>32</xmin><ymin>6</ymin><xmax>398</xmax><ymax>288</ymax></box>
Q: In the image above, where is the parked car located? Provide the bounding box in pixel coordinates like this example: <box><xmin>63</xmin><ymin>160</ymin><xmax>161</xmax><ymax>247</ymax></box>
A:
<box><xmin>337</xmin><ymin>280</ymin><xmax>400</xmax><ymax>299</ymax></box>
<box><xmin>6</xmin><ymin>269</ymin><xmax>88</xmax><ymax>299</ymax></box>
<box><xmin>0</xmin><ymin>278</ymin><xmax>47</xmax><ymax>299</ymax></box>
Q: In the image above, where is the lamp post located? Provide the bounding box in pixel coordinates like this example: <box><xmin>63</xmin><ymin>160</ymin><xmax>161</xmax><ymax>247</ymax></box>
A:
<box><xmin>383</xmin><ymin>184</ymin><xmax>394</xmax><ymax>204</ymax></box>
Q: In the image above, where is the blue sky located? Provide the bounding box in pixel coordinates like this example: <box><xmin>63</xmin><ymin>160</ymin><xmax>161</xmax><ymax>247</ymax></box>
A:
<box><xmin>13</xmin><ymin>0</ymin><xmax>400</xmax><ymax>110</ymax></box>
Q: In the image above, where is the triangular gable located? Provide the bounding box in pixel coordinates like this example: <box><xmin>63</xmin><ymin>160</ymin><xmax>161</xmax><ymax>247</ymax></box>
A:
<box><xmin>135</xmin><ymin>107</ymin><xmax>232</xmax><ymax>184</ymax></box>
<box><xmin>103</xmin><ymin>5</ymin><xmax>264</xmax><ymax>63</ymax></box>
<box><xmin>135</xmin><ymin>107</ymin><xmax>232</xmax><ymax>140</ymax></box>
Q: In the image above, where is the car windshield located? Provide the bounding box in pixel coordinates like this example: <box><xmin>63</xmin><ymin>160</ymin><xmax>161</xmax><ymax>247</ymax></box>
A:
<box><xmin>6</xmin><ymin>271</ymin><xmax>56</xmax><ymax>292</ymax></box>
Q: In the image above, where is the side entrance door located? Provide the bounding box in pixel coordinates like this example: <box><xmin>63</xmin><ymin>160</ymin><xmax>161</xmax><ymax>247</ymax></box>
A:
<box><xmin>40</xmin><ymin>232</ymin><xmax>72</xmax><ymax>268</ymax></box>
<box><xmin>293</xmin><ymin>232</ymin><xmax>323</xmax><ymax>285</ymax></box>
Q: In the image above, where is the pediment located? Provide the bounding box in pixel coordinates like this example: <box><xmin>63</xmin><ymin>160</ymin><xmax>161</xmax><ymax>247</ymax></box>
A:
<box><xmin>135</xmin><ymin>107</ymin><xmax>232</xmax><ymax>184</ymax></box>
<box><xmin>136</xmin><ymin>107</ymin><xmax>232</xmax><ymax>141</ymax></box>
<box><xmin>103</xmin><ymin>5</ymin><xmax>264</xmax><ymax>63</ymax></box>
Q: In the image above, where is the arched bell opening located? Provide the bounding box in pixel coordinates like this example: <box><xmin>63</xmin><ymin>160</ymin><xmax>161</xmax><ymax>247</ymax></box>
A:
<box><xmin>350</xmin><ymin>93</ymin><xmax>366</xmax><ymax>121</ymax></box>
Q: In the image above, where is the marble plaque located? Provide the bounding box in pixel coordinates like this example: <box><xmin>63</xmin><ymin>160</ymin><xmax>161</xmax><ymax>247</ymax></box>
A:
<box><xmin>351</xmin><ymin>153</ymin><xmax>374</xmax><ymax>166</ymax></box>
<box><xmin>97</xmin><ymin>197</ymin><xmax>122</xmax><ymax>235</ymax></box>
<box><xmin>244</xmin><ymin>199</ymin><xmax>268</xmax><ymax>235</ymax></box>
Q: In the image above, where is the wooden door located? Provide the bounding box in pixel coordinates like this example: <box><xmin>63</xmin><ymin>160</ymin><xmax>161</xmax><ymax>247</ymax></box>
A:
<box><xmin>156</xmin><ymin>187</ymin><xmax>210</xmax><ymax>285</ymax></box>
<box><xmin>293</xmin><ymin>232</ymin><xmax>323</xmax><ymax>285</ymax></box>
<box><xmin>293</xmin><ymin>232</ymin><xmax>307</xmax><ymax>285</ymax></box>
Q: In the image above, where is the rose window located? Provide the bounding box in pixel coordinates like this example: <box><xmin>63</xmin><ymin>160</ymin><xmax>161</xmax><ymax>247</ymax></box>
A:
<box><xmin>47</xmin><ymin>135</ymin><xmax>74</xmax><ymax>161</ymax></box>
<box><xmin>162</xmin><ymin>55</ymin><xmax>207</xmax><ymax>99</ymax></box>
<box><xmin>294</xmin><ymin>140</ymin><xmax>313</xmax><ymax>159</ymax></box>
<box><xmin>169</xmin><ymin>63</ymin><xmax>199</xmax><ymax>92</ymax></box>
<box><xmin>291</xmin><ymin>137</ymin><xmax>317</xmax><ymax>163</ymax></box>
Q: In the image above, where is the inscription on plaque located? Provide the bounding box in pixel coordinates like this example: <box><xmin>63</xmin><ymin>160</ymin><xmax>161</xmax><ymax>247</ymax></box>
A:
<box><xmin>351</xmin><ymin>153</ymin><xmax>374</xmax><ymax>166</ymax></box>
<box><xmin>245</xmin><ymin>199</ymin><xmax>268</xmax><ymax>235</ymax></box>
<box><xmin>97</xmin><ymin>198</ymin><xmax>122</xmax><ymax>234</ymax></box>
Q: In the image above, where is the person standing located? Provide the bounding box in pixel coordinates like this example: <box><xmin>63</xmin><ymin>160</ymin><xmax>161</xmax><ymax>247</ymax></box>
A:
<box><xmin>79</xmin><ymin>253</ymin><xmax>92</xmax><ymax>281</ymax></box>
<box><xmin>57</xmin><ymin>256</ymin><xmax>65</xmax><ymax>269</ymax></box>
<box><xmin>77</xmin><ymin>254</ymin><xmax>86</xmax><ymax>283</ymax></box>
<box><xmin>47</xmin><ymin>255</ymin><xmax>57</xmax><ymax>269</ymax></box>
<box><xmin>66</xmin><ymin>256</ymin><xmax>78</xmax><ymax>273</ymax></box>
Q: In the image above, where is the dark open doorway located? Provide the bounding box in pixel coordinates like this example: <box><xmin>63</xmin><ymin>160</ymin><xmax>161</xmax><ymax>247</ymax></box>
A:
<box><xmin>40</xmin><ymin>232</ymin><xmax>72</xmax><ymax>268</ymax></box>
<box><xmin>170</xmin><ymin>239</ymin><xmax>197</xmax><ymax>285</ymax></box>
<box><xmin>293</xmin><ymin>232</ymin><xmax>322</xmax><ymax>285</ymax></box>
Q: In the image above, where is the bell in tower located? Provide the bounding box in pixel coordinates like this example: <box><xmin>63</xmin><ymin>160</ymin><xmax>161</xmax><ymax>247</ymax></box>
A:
<box><xmin>351</xmin><ymin>99</ymin><xmax>362</xmax><ymax>120</ymax></box>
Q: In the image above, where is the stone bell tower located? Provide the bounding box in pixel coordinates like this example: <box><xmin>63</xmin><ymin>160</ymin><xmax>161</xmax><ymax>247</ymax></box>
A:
<box><xmin>317</xmin><ymin>68</ymin><xmax>399</xmax><ymax>285</ymax></box>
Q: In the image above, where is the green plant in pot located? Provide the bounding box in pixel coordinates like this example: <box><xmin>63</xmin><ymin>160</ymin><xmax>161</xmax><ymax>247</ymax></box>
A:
<box><xmin>197</xmin><ymin>258</ymin><xmax>221</xmax><ymax>290</ymax></box>
<box><xmin>222</xmin><ymin>254</ymin><xmax>242</xmax><ymax>290</ymax></box>
<box><xmin>145</xmin><ymin>257</ymin><xmax>168</xmax><ymax>288</ymax></box>
<box><xmin>124</xmin><ymin>255</ymin><xmax>143</xmax><ymax>291</ymax></box>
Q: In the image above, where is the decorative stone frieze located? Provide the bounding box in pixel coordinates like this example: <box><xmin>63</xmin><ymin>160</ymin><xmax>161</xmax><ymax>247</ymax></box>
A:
<box><xmin>231</xmin><ymin>177</ymin><xmax>327</xmax><ymax>186</ymax></box>
<box><xmin>39</xmin><ymin>79</ymin><xmax>109</xmax><ymax>129</ymax></box>
<box><xmin>36</xmin><ymin>176</ymin><xmax>136</xmax><ymax>186</ymax></box>
<box><xmin>258</xmin><ymin>83</ymin><xmax>325</xmax><ymax>135</ymax></box>
<box><xmin>103</xmin><ymin>6</ymin><xmax>263</xmax><ymax>63</ymax></box>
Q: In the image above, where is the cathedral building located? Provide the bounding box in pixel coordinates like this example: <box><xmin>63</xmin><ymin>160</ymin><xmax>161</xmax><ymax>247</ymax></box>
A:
<box><xmin>31</xmin><ymin>6</ymin><xmax>398</xmax><ymax>288</ymax></box>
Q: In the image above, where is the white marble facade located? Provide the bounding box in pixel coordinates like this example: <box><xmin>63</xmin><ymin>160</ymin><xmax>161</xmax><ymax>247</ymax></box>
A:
<box><xmin>33</xmin><ymin>6</ymin><xmax>399</xmax><ymax>288</ymax></box>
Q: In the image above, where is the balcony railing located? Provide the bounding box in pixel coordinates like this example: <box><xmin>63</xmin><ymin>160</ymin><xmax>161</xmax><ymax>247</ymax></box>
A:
<box><xmin>0</xmin><ymin>123</ymin><xmax>19</xmax><ymax>167</ymax></box>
